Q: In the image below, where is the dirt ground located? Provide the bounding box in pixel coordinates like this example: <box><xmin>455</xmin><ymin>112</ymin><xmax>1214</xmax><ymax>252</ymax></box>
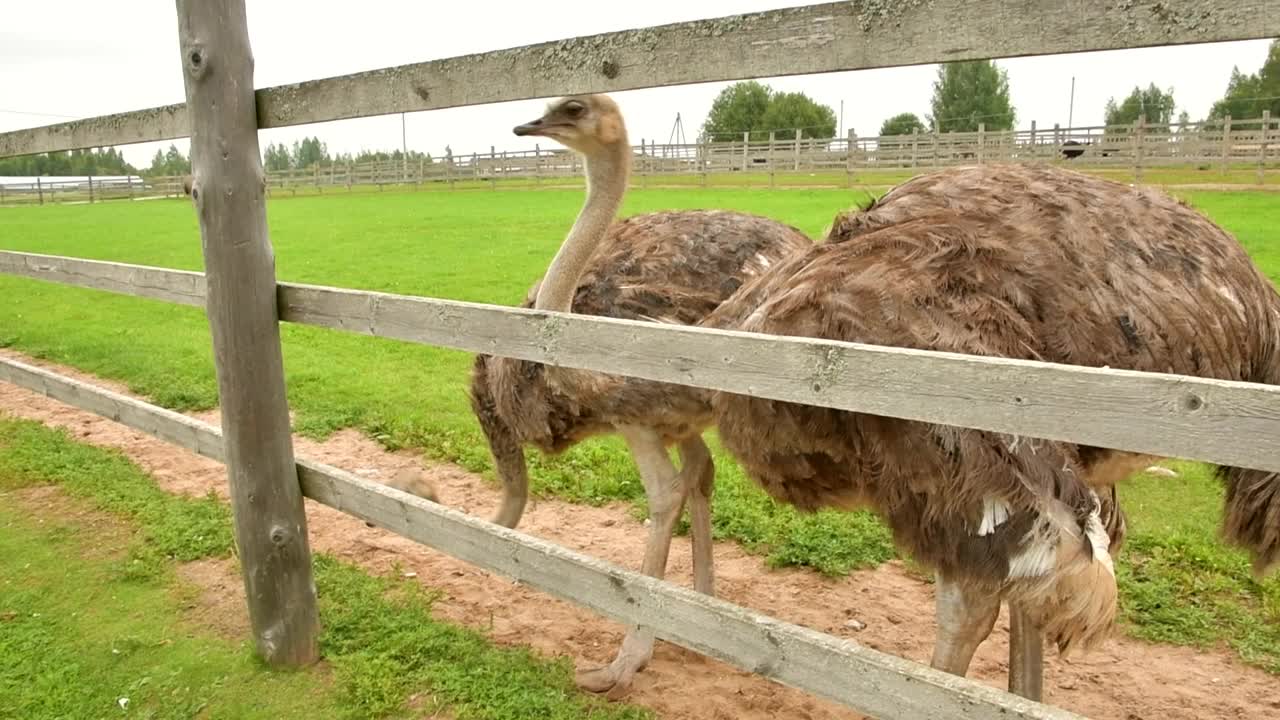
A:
<box><xmin>1</xmin><ymin>348</ymin><xmax>1277</xmax><ymax>720</ymax></box>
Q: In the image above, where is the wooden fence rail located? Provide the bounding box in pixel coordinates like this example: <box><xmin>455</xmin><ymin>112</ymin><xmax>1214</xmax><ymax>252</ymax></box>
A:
<box><xmin>0</xmin><ymin>355</ymin><xmax>1081</xmax><ymax>720</ymax></box>
<box><xmin>3</xmin><ymin>250</ymin><xmax>1278</xmax><ymax>477</ymax></box>
<box><xmin>1</xmin><ymin>1</ymin><xmax>1277</xmax><ymax>158</ymax></box>
<box><xmin>2</xmin><ymin>1</ymin><xmax>1278</xmax><ymax>717</ymax></box>
<box><xmin>7</xmin><ymin>115</ymin><xmax>1277</xmax><ymax>208</ymax></box>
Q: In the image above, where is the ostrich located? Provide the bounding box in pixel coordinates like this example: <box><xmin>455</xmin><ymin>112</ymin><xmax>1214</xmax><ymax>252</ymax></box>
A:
<box><xmin>699</xmin><ymin>163</ymin><xmax>1280</xmax><ymax>700</ymax></box>
<box><xmin>468</xmin><ymin>94</ymin><xmax>812</xmax><ymax>696</ymax></box>
<box><xmin>364</xmin><ymin>468</ymin><xmax>439</xmax><ymax>528</ymax></box>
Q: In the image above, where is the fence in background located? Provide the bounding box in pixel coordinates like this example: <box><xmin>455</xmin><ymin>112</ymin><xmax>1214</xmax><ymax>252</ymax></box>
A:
<box><xmin>2</xmin><ymin>114</ymin><xmax>1276</xmax><ymax>206</ymax></box>
<box><xmin>2</xmin><ymin>1</ymin><xmax>1279</xmax><ymax>718</ymax></box>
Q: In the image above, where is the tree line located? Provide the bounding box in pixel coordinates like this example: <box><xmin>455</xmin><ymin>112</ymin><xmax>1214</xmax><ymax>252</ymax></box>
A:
<box><xmin>700</xmin><ymin>38</ymin><xmax>1278</xmax><ymax>139</ymax></box>
<box><xmin>263</xmin><ymin>137</ymin><xmax>434</xmax><ymax>172</ymax></box>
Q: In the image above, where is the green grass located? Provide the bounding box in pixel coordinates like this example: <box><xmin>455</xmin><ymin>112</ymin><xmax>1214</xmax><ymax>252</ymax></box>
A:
<box><xmin>1</xmin><ymin>185</ymin><xmax>1279</xmax><ymax>669</ymax></box>
<box><xmin>0</xmin><ymin>417</ymin><xmax>650</xmax><ymax>719</ymax></box>
<box><xmin>0</xmin><ymin>187</ymin><xmax>894</xmax><ymax>577</ymax></box>
<box><xmin>1117</xmin><ymin>463</ymin><xmax>1280</xmax><ymax>672</ymax></box>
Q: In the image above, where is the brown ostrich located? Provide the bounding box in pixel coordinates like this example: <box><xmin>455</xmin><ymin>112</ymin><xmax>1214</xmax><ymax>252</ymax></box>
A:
<box><xmin>468</xmin><ymin>94</ymin><xmax>812</xmax><ymax>696</ymax></box>
<box><xmin>364</xmin><ymin>468</ymin><xmax>440</xmax><ymax>528</ymax></box>
<box><xmin>700</xmin><ymin>163</ymin><xmax>1280</xmax><ymax>700</ymax></box>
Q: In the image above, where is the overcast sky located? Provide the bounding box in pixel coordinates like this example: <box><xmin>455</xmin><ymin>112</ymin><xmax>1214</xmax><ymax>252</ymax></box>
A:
<box><xmin>0</xmin><ymin>1</ymin><xmax>1272</xmax><ymax>168</ymax></box>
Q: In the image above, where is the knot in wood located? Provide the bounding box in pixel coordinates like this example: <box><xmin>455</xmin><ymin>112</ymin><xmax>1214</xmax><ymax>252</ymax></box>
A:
<box><xmin>185</xmin><ymin>44</ymin><xmax>208</xmax><ymax>78</ymax></box>
<box><xmin>1182</xmin><ymin>393</ymin><xmax>1204</xmax><ymax>412</ymax></box>
<box><xmin>806</xmin><ymin>346</ymin><xmax>848</xmax><ymax>394</ymax></box>
<box><xmin>269</xmin><ymin>525</ymin><xmax>291</xmax><ymax>546</ymax></box>
<box><xmin>600</xmin><ymin>59</ymin><xmax>620</xmax><ymax>79</ymax></box>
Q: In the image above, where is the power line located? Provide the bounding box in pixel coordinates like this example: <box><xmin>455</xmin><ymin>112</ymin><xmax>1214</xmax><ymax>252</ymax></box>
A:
<box><xmin>0</xmin><ymin>108</ymin><xmax>80</xmax><ymax>119</ymax></box>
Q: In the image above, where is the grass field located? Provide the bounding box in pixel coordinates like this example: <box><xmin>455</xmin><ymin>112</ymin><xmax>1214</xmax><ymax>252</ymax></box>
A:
<box><xmin>0</xmin><ymin>418</ymin><xmax>650</xmax><ymax>719</ymax></box>
<box><xmin>1</xmin><ymin>184</ymin><xmax>1279</xmax><ymax>674</ymax></box>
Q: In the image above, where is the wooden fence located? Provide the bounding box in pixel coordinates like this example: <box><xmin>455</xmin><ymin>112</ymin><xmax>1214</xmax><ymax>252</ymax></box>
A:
<box><xmin>1</xmin><ymin>1</ymin><xmax>1279</xmax><ymax>718</ymax></box>
<box><xmin>4</xmin><ymin>114</ymin><xmax>1276</xmax><ymax>206</ymax></box>
<box><xmin>245</xmin><ymin>115</ymin><xmax>1277</xmax><ymax>193</ymax></box>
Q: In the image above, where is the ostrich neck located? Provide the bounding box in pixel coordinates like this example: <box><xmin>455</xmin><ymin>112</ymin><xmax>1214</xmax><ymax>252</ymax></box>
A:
<box><xmin>534</xmin><ymin>143</ymin><xmax>630</xmax><ymax>313</ymax></box>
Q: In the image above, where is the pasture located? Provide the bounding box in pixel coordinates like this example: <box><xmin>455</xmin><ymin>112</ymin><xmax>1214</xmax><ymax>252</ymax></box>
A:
<box><xmin>2</xmin><ymin>184</ymin><xmax>1280</xmax><ymax>717</ymax></box>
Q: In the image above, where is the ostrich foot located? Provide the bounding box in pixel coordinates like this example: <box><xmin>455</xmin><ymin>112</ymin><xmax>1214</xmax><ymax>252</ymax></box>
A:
<box><xmin>575</xmin><ymin>630</ymin><xmax>654</xmax><ymax>700</ymax></box>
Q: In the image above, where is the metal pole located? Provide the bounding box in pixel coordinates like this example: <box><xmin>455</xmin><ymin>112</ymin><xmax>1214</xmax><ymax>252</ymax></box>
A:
<box><xmin>1067</xmin><ymin>76</ymin><xmax>1075</xmax><ymax>129</ymax></box>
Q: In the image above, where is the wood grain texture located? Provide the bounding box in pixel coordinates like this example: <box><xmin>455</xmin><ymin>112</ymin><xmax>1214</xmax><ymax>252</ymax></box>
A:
<box><xmin>278</xmin><ymin>282</ymin><xmax>1280</xmax><ymax>475</ymax></box>
<box><xmin>0</xmin><ymin>356</ymin><xmax>1084</xmax><ymax>720</ymax></box>
<box><xmin>176</xmin><ymin>0</ymin><xmax>319</xmax><ymax>667</ymax></box>
<box><xmin>3</xmin><ymin>0</ymin><xmax>1276</xmax><ymax>156</ymax></box>
<box><xmin>2</xmin><ymin>252</ymin><xmax>1278</xmax><ymax>474</ymax></box>
<box><xmin>0</xmin><ymin>251</ymin><xmax>206</xmax><ymax>307</ymax></box>
<box><xmin>0</xmin><ymin>357</ymin><xmax>224</xmax><ymax>461</ymax></box>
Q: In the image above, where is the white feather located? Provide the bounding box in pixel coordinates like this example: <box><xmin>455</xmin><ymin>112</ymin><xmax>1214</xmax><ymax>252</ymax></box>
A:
<box><xmin>977</xmin><ymin>496</ymin><xmax>1011</xmax><ymax>536</ymax></box>
<box><xmin>1007</xmin><ymin>538</ymin><xmax>1057</xmax><ymax>579</ymax></box>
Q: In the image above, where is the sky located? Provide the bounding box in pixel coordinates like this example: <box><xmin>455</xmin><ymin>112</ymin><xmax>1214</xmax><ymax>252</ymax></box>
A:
<box><xmin>0</xmin><ymin>1</ymin><xmax>1272</xmax><ymax>169</ymax></box>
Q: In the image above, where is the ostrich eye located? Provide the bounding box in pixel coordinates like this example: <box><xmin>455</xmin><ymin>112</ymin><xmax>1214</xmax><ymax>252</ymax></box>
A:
<box><xmin>563</xmin><ymin>102</ymin><xmax>586</xmax><ymax>118</ymax></box>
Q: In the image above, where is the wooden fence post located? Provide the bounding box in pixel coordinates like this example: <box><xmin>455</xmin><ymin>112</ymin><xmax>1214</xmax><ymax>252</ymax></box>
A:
<box><xmin>36</xmin><ymin>177</ymin><xmax>44</xmax><ymax>205</ymax></box>
<box><xmin>741</xmin><ymin>131</ymin><xmax>749</xmax><ymax>172</ymax></box>
<box><xmin>793</xmin><ymin>129</ymin><xmax>801</xmax><ymax>172</ymax></box>
<box><xmin>701</xmin><ymin>138</ymin><xmax>709</xmax><ymax>187</ymax></box>
<box><xmin>1258</xmin><ymin>110</ymin><xmax>1270</xmax><ymax>186</ymax></box>
<box><xmin>87</xmin><ymin>175</ymin><xmax>95</xmax><ymax>204</ymax></box>
<box><xmin>846</xmin><ymin>129</ymin><xmax>856</xmax><ymax>187</ymax></box>
<box><xmin>1028</xmin><ymin>120</ymin><xmax>1037</xmax><ymax>161</ymax></box>
<box><xmin>1221</xmin><ymin>114</ymin><xmax>1233</xmax><ymax>175</ymax></box>
<box><xmin>175</xmin><ymin>0</ymin><xmax>319</xmax><ymax>668</ymax></box>
<box><xmin>489</xmin><ymin>145</ymin><xmax>497</xmax><ymax>190</ymax></box>
<box><xmin>768</xmin><ymin>130</ymin><xmax>776</xmax><ymax>188</ymax></box>
<box><xmin>638</xmin><ymin>140</ymin><xmax>648</xmax><ymax>189</ymax></box>
<box><xmin>977</xmin><ymin>123</ymin><xmax>986</xmax><ymax>165</ymax></box>
<box><xmin>910</xmin><ymin>128</ymin><xmax>919</xmax><ymax>170</ymax></box>
<box><xmin>1134</xmin><ymin>114</ymin><xmax>1146</xmax><ymax>184</ymax></box>
<box><xmin>445</xmin><ymin>149</ymin><xmax>455</xmax><ymax>190</ymax></box>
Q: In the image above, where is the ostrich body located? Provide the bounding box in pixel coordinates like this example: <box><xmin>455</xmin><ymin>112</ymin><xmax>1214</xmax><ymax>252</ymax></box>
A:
<box><xmin>698</xmin><ymin>164</ymin><xmax>1280</xmax><ymax>699</ymax></box>
<box><xmin>468</xmin><ymin>94</ymin><xmax>811</xmax><ymax>696</ymax></box>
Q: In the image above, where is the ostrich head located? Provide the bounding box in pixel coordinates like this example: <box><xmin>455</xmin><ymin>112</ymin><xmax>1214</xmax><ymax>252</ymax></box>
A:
<box><xmin>513</xmin><ymin>94</ymin><xmax>627</xmax><ymax>155</ymax></box>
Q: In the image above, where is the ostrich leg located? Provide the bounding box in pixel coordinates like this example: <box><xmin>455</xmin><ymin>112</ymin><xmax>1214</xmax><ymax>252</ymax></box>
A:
<box><xmin>1008</xmin><ymin>604</ymin><xmax>1044</xmax><ymax>701</ymax></box>
<box><xmin>678</xmin><ymin>436</ymin><xmax>716</xmax><ymax>596</ymax></box>
<box><xmin>930</xmin><ymin>574</ymin><xmax>1001</xmax><ymax>676</ymax></box>
<box><xmin>577</xmin><ymin>426</ymin><xmax>689</xmax><ymax>699</ymax></box>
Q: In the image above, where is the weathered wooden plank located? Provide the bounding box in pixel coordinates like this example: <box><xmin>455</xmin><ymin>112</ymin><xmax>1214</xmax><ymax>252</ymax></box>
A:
<box><xmin>0</xmin><ymin>357</ymin><xmax>224</xmax><ymax>461</ymax></box>
<box><xmin>0</xmin><ymin>103</ymin><xmax>187</xmax><ymax>160</ymax></box>
<box><xmin>2</xmin><ymin>252</ymin><xmax>1279</xmax><ymax>473</ymax></box>
<box><xmin>4</xmin><ymin>0</ymin><xmax>1276</xmax><ymax>156</ymax></box>
<box><xmin>0</xmin><ymin>356</ymin><xmax>1083</xmax><ymax>720</ymax></box>
<box><xmin>278</xmin><ymin>282</ymin><xmax>1280</xmax><ymax>474</ymax></box>
<box><xmin>298</xmin><ymin>462</ymin><xmax>1086</xmax><ymax>720</ymax></box>
<box><xmin>0</xmin><ymin>251</ymin><xmax>206</xmax><ymax>307</ymax></box>
<box><xmin>176</xmin><ymin>0</ymin><xmax>319</xmax><ymax>667</ymax></box>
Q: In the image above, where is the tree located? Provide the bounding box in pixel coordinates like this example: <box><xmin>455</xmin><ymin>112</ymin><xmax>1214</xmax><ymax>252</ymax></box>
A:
<box><xmin>1103</xmin><ymin>84</ymin><xmax>1176</xmax><ymax>127</ymax></box>
<box><xmin>701</xmin><ymin>81</ymin><xmax>773</xmax><ymax>141</ymax></box>
<box><xmin>290</xmin><ymin>136</ymin><xmax>329</xmax><ymax>169</ymax></box>
<box><xmin>263</xmin><ymin>142</ymin><xmax>293</xmax><ymax>172</ymax></box>
<box><xmin>144</xmin><ymin>144</ymin><xmax>190</xmax><ymax>176</ymax></box>
<box><xmin>928</xmin><ymin>60</ymin><xmax>1016</xmax><ymax>132</ymax></box>
<box><xmin>1208</xmin><ymin>39</ymin><xmax>1280</xmax><ymax>121</ymax></box>
<box><xmin>701</xmin><ymin>81</ymin><xmax>837</xmax><ymax>141</ymax></box>
<box><xmin>758</xmin><ymin>92</ymin><xmax>837</xmax><ymax>139</ymax></box>
<box><xmin>879</xmin><ymin>112</ymin><xmax>927</xmax><ymax>136</ymax></box>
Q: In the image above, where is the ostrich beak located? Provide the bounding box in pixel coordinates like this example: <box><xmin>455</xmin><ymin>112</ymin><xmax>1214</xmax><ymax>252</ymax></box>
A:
<box><xmin>513</xmin><ymin>117</ymin><xmax>547</xmax><ymax>136</ymax></box>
